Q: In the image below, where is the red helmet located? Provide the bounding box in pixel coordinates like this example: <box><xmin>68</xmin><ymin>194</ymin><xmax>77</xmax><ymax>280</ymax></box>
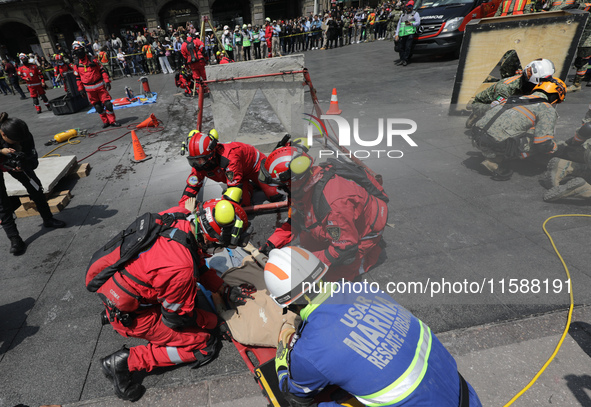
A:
<box><xmin>258</xmin><ymin>145</ymin><xmax>313</xmax><ymax>187</ymax></box>
<box><xmin>187</xmin><ymin>129</ymin><xmax>219</xmax><ymax>170</ymax></box>
<box><xmin>193</xmin><ymin>198</ymin><xmax>249</xmax><ymax>247</ymax></box>
<box><xmin>54</xmin><ymin>54</ymin><xmax>63</xmax><ymax>61</ymax></box>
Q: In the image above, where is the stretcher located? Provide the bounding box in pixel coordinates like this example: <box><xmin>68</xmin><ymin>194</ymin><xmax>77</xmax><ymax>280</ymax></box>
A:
<box><xmin>233</xmin><ymin>339</ymin><xmax>289</xmax><ymax>406</ymax></box>
<box><xmin>232</xmin><ymin>340</ymin><xmax>362</xmax><ymax>407</ymax></box>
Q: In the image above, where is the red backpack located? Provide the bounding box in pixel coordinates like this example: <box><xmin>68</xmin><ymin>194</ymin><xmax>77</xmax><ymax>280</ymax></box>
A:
<box><xmin>85</xmin><ymin>212</ymin><xmax>197</xmax><ymax>323</ymax></box>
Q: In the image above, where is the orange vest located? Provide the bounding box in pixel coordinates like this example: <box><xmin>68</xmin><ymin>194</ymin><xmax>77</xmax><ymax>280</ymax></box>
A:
<box><xmin>143</xmin><ymin>45</ymin><xmax>153</xmax><ymax>58</ymax></box>
<box><xmin>500</xmin><ymin>0</ymin><xmax>528</xmax><ymax>15</ymax></box>
<box><xmin>99</xmin><ymin>51</ymin><xmax>108</xmax><ymax>64</ymax></box>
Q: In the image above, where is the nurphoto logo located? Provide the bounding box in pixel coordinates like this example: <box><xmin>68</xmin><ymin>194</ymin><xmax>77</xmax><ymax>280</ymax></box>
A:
<box><xmin>304</xmin><ymin>114</ymin><xmax>418</xmax><ymax>159</ymax></box>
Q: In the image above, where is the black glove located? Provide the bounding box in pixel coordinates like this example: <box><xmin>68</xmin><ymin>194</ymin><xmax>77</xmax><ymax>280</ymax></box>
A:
<box><xmin>259</xmin><ymin>241</ymin><xmax>275</xmax><ymax>256</ymax></box>
<box><xmin>223</xmin><ymin>284</ymin><xmax>256</xmax><ymax>306</ymax></box>
<box><xmin>105</xmin><ymin>82</ymin><xmax>111</xmax><ymax>91</ymax></box>
<box><xmin>217</xmin><ymin>319</ymin><xmax>233</xmax><ymax>341</ymax></box>
<box><xmin>553</xmin><ymin>142</ymin><xmax>570</xmax><ymax>158</ymax></box>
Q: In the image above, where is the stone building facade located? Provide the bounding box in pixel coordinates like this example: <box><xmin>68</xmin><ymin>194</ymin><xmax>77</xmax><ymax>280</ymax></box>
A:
<box><xmin>0</xmin><ymin>0</ymin><xmax>320</xmax><ymax>59</ymax></box>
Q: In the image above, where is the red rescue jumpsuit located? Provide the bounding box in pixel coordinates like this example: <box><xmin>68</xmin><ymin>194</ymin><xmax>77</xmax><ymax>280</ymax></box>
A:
<box><xmin>175</xmin><ymin>72</ymin><xmax>193</xmax><ymax>95</ymax></box>
<box><xmin>292</xmin><ymin>167</ymin><xmax>389</xmax><ymax>281</ymax></box>
<box><xmin>17</xmin><ymin>63</ymin><xmax>49</xmax><ymax>112</ymax></box>
<box><xmin>108</xmin><ymin>206</ymin><xmax>224</xmax><ymax>372</ymax></box>
<box><xmin>265</xmin><ymin>25</ymin><xmax>274</xmax><ymax>58</ymax></box>
<box><xmin>181</xmin><ymin>38</ymin><xmax>207</xmax><ymax>83</ymax></box>
<box><xmin>54</xmin><ymin>63</ymin><xmax>72</xmax><ymax>93</ymax></box>
<box><xmin>179</xmin><ymin>142</ymin><xmax>279</xmax><ymax>207</ymax></box>
<box><xmin>72</xmin><ymin>56</ymin><xmax>117</xmax><ymax>125</ymax></box>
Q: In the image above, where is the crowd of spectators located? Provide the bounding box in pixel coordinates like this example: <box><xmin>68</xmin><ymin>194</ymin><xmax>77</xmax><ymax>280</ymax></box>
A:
<box><xmin>0</xmin><ymin>1</ymin><xmax>404</xmax><ymax>88</ymax></box>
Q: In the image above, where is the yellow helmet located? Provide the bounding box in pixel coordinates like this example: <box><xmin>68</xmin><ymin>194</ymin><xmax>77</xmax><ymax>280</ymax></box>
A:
<box><xmin>223</xmin><ymin>187</ymin><xmax>243</xmax><ymax>204</ymax></box>
<box><xmin>214</xmin><ymin>200</ymin><xmax>236</xmax><ymax>226</ymax></box>
<box><xmin>209</xmin><ymin>128</ymin><xmax>219</xmax><ymax>141</ymax></box>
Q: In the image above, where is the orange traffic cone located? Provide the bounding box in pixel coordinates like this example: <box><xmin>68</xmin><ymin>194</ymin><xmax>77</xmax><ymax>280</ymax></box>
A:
<box><xmin>131</xmin><ymin>130</ymin><xmax>152</xmax><ymax>163</ymax></box>
<box><xmin>325</xmin><ymin>88</ymin><xmax>342</xmax><ymax>115</ymax></box>
<box><xmin>136</xmin><ymin>113</ymin><xmax>159</xmax><ymax>129</ymax></box>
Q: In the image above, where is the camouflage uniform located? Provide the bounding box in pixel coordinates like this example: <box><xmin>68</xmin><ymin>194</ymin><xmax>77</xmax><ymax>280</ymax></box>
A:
<box><xmin>548</xmin><ymin>0</ymin><xmax>578</xmax><ymax>11</ymax></box>
<box><xmin>542</xmin><ymin>114</ymin><xmax>591</xmax><ymax>200</ymax></box>
<box><xmin>472</xmin><ymin>92</ymin><xmax>558</xmax><ymax>161</ymax></box>
<box><xmin>387</xmin><ymin>9</ymin><xmax>402</xmax><ymax>41</ymax></box>
<box><xmin>467</xmin><ymin>74</ymin><xmax>526</xmax><ymax>126</ymax></box>
<box><xmin>568</xmin><ymin>1</ymin><xmax>591</xmax><ymax>91</ymax></box>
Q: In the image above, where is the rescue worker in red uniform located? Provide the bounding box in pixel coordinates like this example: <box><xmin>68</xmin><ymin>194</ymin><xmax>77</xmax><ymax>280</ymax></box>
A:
<box><xmin>216</xmin><ymin>51</ymin><xmax>233</xmax><ymax>64</ymax></box>
<box><xmin>71</xmin><ymin>41</ymin><xmax>121</xmax><ymax>128</ymax></box>
<box><xmin>53</xmin><ymin>54</ymin><xmax>72</xmax><ymax>93</ymax></box>
<box><xmin>98</xmin><ymin>204</ymin><xmax>255</xmax><ymax>401</ymax></box>
<box><xmin>264</xmin><ymin>18</ymin><xmax>274</xmax><ymax>58</ymax></box>
<box><xmin>179</xmin><ymin>130</ymin><xmax>282</xmax><ymax>207</ymax></box>
<box><xmin>16</xmin><ymin>53</ymin><xmax>51</xmax><ymax>114</ymax></box>
<box><xmin>258</xmin><ymin>142</ymin><xmax>389</xmax><ymax>282</ymax></box>
<box><xmin>180</xmin><ymin>35</ymin><xmax>207</xmax><ymax>87</ymax></box>
<box><xmin>175</xmin><ymin>66</ymin><xmax>194</xmax><ymax>97</ymax></box>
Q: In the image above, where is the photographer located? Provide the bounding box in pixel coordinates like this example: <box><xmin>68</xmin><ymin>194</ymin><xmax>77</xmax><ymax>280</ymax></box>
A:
<box><xmin>0</xmin><ymin>113</ymin><xmax>65</xmax><ymax>255</ymax></box>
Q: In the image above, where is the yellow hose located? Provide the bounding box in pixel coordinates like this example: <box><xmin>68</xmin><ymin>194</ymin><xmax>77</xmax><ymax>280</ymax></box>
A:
<box><xmin>502</xmin><ymin>214</ymin><xmax>585</xmax><ymax>406</ymax></box>
<box><xmin>41</xmin><ymin>130</ymin><xmax>86</xmax><ymax>158</ymax></box>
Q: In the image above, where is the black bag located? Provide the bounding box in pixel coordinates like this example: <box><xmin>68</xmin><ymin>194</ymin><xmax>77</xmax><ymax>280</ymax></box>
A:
<box><xmin>394</xmin><ymin>40</ymin><xmax>400</xmax><ymax>53</ymax></box>
<box><xmin>85</xmin><ymin>212</ymin><xmax>192</xmax><ymax>292</ymax></box>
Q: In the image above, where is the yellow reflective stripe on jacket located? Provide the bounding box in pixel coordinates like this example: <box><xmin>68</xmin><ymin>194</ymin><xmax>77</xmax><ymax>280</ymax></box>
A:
<box><xmin>356</xmin><ymin>321</ymin><xmax>432</xmax><ymax>407</ymax></box>
<box><xmin>513</xmin><ymin>0</ymin><xmax>527</xmax><ymax>14</ymax></box>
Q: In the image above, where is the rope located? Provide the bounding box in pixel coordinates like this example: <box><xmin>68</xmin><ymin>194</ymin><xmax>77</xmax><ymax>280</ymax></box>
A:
<box><xmin>41</xmin><ymin>119</ymin><xmax>164</xmax><ymax>163</ymax></box>
<box><xmin>502</xmin><ymin>214</ymin><xmax>583</xmax><ymax>406</ymax></box>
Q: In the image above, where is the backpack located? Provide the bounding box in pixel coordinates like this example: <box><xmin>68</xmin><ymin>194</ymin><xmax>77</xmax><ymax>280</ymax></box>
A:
<box><xmin>185</xmin><ymin>40</ymin><xmax>200</xmax><ymax>63</ymax></box>
<box><xmin>85</xmin><ymin>212</ymin><xmax>197</xmax><ymax>322</ymax></box>
<box><xmin>310</xmin><ymin>158</ymin><xmax>389</xmax><ymax>225</ymax></box>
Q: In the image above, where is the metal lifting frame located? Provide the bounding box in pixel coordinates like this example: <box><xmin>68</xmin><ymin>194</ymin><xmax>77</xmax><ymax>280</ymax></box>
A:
<box><xmin>195</xmin><ymin>68</ymin><xmax>379</xmax><ymax>180</ymax></box>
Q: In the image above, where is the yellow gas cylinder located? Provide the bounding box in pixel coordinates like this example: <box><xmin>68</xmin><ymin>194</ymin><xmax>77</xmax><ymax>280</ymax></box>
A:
<box><xmin>54</xmin><ymin>129</ymin><xmax>77</xmax><ymax>143</ymax></box>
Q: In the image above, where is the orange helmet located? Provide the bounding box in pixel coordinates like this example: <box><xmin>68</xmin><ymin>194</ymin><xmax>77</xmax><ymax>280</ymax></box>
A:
<box><xmin>533</xmin><ymin>77</ymin><xmax>566</xmax><ymax>104</ymax></box>
<box><xmin>193</xmin><ymin>198</ymin><xmax>249</xmax><ymax>247</ymax></box>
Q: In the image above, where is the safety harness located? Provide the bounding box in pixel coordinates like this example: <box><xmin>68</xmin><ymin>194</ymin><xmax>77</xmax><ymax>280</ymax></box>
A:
<box><xmin>86</xmin><ymin>212</ymin><xmax>202</xmax><ymax>326</ymax></box>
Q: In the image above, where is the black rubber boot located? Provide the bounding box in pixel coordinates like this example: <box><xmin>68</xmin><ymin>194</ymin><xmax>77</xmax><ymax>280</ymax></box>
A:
<box><xmin>43</xmin><ymin>217</ymin><xmax>66</xmax><ymax>228</ymax></box>
<box><xmin>9</xmin><ymin>236</ymin><xmax>26</xmax><ymax>255</ymax></box>
<box><xmin>100</xmin><ymin>347</ymin><xmax>144</xmax><ymax>401</ymax></box>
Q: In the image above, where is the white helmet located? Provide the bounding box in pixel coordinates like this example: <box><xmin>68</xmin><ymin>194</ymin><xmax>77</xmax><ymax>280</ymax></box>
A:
<box><xmin>524</xmin><ymin>58</ymin><xmax>555</xmax><ymax>84</ymax></box>
<box><xmin>264</xmin><ymin>246</ymin><xmax>328</xmax><ymax>308</ymax></box>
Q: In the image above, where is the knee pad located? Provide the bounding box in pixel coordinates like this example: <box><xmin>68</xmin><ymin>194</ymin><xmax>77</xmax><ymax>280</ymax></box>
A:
<box><xmin>33</xmin><ymin>97</ymin><xmax>39</xmax><ymax>105</ymax></box>
<box><xmin>93</xmin><ymin>103</ymin><xmax>104</xmax><ymax>114</ymax></box>
<box><xmin>41</xmin><ymin>94</ymin><xmax>48</xmax><ymax>102</ymax></box>
<box><xmin>103</xmin><ymin>100</ymin><xmax>114</xmax><ymax>111</ymax></box>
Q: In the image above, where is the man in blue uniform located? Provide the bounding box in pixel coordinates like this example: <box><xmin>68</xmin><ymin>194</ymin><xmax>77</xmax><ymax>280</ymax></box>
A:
<box><xmin>264</xmin><ymin>246</ymin><xmax>482</xmax><ymax>407</ymax></box>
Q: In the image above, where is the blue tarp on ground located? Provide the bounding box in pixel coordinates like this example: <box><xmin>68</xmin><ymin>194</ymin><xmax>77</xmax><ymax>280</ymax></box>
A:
<box><xmin>87</xmin><ymin>92</ymin><xmax>158</xmax><ymax>113</ymax></box>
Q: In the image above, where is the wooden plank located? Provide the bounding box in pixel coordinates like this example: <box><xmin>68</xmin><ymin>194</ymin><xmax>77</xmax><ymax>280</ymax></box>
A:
<box><xmin>450</xmin><ymin>10</ymin><xmax>589</xmax><ymax>115</ymax></box>
<box><xmin>14</xmin><ymin>190</ymin><xmax>72</xmax><ymax>218</ymax></box>
<box><xmin>67</xmin><ymin>162</ymin><xmax>91</xmax><ymax>179</ymax></box>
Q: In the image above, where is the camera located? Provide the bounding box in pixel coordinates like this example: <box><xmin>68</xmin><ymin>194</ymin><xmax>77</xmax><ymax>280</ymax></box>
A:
<box><xmin>3</xmin><ymin>152</ymin><xmax>26</xmax><ymax>171</ymax></box>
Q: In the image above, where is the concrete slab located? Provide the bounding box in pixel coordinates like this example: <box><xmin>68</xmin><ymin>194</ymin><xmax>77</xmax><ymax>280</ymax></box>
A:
<box><xmin>5</xmin><ymin>155</ymin><xmax>77</xmax><ymax>196</ymax></box>
<box><xmin>206</xmin><ymin>55</ymin><xmax>305</xmax><ymax>138</ymax></box>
